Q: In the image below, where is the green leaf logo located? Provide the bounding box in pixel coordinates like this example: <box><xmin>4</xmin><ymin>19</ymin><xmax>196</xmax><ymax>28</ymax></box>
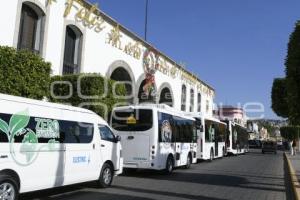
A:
<box><xmin>0</xmin><ymin>119</ymin><xmax>9</xmax><ymax>134</ymax></box>
<box><xmin>9</xmin><ymin>110</ymin><xmax>30</xmax><ymax>136</ymax></box>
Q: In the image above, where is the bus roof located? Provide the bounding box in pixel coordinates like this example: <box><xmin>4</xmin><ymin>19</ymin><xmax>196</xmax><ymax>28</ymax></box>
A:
<box><xmin>112</xmin><ymin>104</ymin><xmax>195</xmax><ymax>121</ymax></box>
<box><xmin>185</xmin><ymin>112</ymin><xmax>226</xmax><ymax>125</ymax></box>
<box><xmin>221</xmin><ymin>119</ymin><xmax>247</xmax><ymax>129</ymax></box>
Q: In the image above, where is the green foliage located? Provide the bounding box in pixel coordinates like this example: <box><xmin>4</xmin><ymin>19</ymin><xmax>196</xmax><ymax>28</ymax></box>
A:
<box><xmin>285</xmin><ymin>21</ymin><xmax>300</xmax><ymax>125</ymax></box>
<box><xmin>0</xmin><ymin>46</ymin><xmax>51</xmax><ymax>99</ymax></box>
<box><xmin>49</xmin><ymin>73</ymin><xmax>127</xmax><ymax>119</ymax></box>
<box><xmin>280</xmin><ymin>126</ymin><xmax>300</xmax><ymax>140</ymax></box>
<box><xmin>271</xmin><ymin>78</ymin><xmax>288</xmax><ymax>118</ymax></box>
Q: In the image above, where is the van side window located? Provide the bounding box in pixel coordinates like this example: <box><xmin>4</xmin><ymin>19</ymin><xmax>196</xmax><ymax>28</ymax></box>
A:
<box><xmin>0</xmin><ymin>112</ymin><xmax>94</xmax><ymax>144</ymax></box>
<box><xmin>61</xmin><ymin>122</ymin><xmax>94</xmax><ymax>144</ymax></box>
<box><xmin>99</xmin><ymin>126</ymin><xmax>115</xmax><ymax>142</ymax></box>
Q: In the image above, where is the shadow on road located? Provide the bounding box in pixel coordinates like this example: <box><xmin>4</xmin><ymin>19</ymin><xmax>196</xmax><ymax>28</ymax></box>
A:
<box><xmin>114</xmin><ymin>185</ymin><xmax>228</xmax><ymax>200</ymax></box>
<box><xmin>22</xmin><ymin>189</ymin><xmax>156</xmax><ymax>200</ymax></box>
<box><xmin>123</xmin><ymin>170</ymin><xmax>285</xmax><ymax>193</ymax></box>
<box><xmin>20</xmin><ymin>181</ymin><xmax>227</xmax><ymax>200</ymax></box>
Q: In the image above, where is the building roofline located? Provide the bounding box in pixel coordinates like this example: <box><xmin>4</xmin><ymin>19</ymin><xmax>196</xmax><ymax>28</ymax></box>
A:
<box><xmin>78</xmin><ymin>0</ymin><xmax>215</xmax><ymax>92</ymax></box>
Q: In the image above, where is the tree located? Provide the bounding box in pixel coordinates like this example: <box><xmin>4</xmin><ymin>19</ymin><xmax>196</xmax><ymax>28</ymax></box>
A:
<box><xmin>285</xmin><ymin>21</ymin><xmax>300</xmax><ymax>125</ymax></box>
<box><xmin>0</xmin><ymin>46</ymin><xmax>51</xmax><ymax>99</ymax></box>
<box><xmin>280</xmin><ymin>126</ymin><xmax>300</xmax><ymax>140</ymax></box>
<box><xmin>271</xmin><ymin>78</ymin><xmax>288</xmax><ymax>118</ymax></box>
<box><xmin>49</xmin><ymin>74</ymin><xmax>127</xmax><ymax>120</ymax></box>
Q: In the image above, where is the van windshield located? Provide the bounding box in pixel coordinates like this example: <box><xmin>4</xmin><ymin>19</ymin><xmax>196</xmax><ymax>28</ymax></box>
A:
<box><xmin>111</xmin><ymin>109</ymin><xmax>153</xmax><ymax>132</ymax></box>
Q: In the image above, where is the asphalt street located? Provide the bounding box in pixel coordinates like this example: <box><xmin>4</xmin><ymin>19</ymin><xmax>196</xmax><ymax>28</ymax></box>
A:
<box><xmin>21</xmin><ymin>149</ymin><xmax>290</xmax><ymax>200</ymax></box>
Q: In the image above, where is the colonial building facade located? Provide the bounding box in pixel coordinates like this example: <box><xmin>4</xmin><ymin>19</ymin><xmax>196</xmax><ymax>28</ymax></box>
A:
<box><xmin>0</xmin><ymin>0</ymin><xmax>215</xmax><ymax>116</ymax></box>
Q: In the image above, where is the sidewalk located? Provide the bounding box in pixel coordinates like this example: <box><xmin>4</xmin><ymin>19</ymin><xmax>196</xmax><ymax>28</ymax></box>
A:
<box><xmin>285</xmin><ymin>152</ymin><xmax>300</xmax><ymax>200</ymax></box>
<box><xmin>287</xmin><ymin>153</ymin><xmax>300</xmax><ymax>182</ymax></box>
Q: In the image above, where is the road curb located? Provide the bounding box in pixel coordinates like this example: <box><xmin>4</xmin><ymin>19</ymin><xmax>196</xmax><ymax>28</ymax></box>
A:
<box><xmin>284</xmin><ymin>152</ymin><xmax>300</xmax><ymax>200</ymax></box>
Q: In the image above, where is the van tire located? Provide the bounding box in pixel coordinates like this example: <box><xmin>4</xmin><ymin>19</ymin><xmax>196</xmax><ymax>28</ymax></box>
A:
<box><xmin>98</xmin><ymin>163</ymin><xmax>113</xmax><ymax>188</ymax></box>
<box><xmin>164</xmin><ymin>156</ymin><xmax>174</xmax><ymax>175</ymax></box>
<box><xmin>0</xmin><ymin>175</ymin><xmax>19</xmax><ymax>200</ymax></box>
<box><xmin>185</xmin><ymin>154</ymin><xmax>192</xmax><ymax>169</ymax></box>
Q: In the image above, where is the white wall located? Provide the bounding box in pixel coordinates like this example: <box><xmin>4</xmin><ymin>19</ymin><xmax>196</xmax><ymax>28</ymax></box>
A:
<box><xmin>0</xmin><ymin>0</ymin><xmax>215</xmax><ymax>116</ymax></box>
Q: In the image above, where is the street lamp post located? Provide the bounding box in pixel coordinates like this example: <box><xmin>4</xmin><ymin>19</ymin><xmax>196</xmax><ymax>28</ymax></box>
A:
<box><xmin>144</xmin><ymin>0</ymin><xmax>149</xmax><ymax>41</ymax></box>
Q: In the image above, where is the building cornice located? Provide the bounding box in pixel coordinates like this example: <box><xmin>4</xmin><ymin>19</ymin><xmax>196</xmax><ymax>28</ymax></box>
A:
<box><xmin>75</xmin><ymin>0</ymin><xmax>215</xmax><ymax>92</ymax></box>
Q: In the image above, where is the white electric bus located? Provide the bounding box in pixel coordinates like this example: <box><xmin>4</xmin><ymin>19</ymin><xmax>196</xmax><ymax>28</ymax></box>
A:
<box><xmin>223</xmin><ymin>120</ymin><xmax>249</xmax><ymax>155</ymax></box>
<box><xmin>111</xmin><ymin>104</ymin><xmax>197</xmax><ymax>174</ymax></box>
<box><xmin>186</xmin><ymin>113</ymin><xmax>227</xmax><ymax>161</ymax></box>
<box><xmin>0</xmin><ymin>93</ymin><xmax>123</xmax><ymax>200</ymax></box>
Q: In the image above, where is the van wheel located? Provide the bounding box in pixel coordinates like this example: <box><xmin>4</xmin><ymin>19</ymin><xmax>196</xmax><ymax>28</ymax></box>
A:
<box><xmin>0</xmin><ymin>175</ymin><xmax>19</xmax><ymax>200</ymax></box>
<box><xmin>164</xmin><ymin>156</ymin><xmax>174</xmax><ymax>174</ymax></box>
<box><xmin>98</xmin><ymin>163</ymin><xmax>113</xmax><ymax>188</ymax></box>
<box><xmin>185</xmin><ymin>154</ymin><xmax>192</xmax><ymax>169</ymax></box>
<box><xmin>209</xmin><ymin>149</ymin><xmax>214</xmax><ymax>162</ymax></box>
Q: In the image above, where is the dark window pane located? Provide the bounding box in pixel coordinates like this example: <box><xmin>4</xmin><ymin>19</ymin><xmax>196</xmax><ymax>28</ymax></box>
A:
<box><xmin>63</xmin><ymin>26</ymin><xmax>82</xmax><ymax>74</ymax></box>
<box><xmin>158</xmin><ymin>113</ymin><xmax>173</xmax><ymax>143</ymax></box>
<box><xmin>0</xmin><ymin>112</ymin><xmax>93</xmax><ymax>144</ymax></box>
<box><xmin>18</xmin><ymin>4</ymin><xmax>39</xmax><ymax>53</ymax></box>
<box><xmin>99</xmin><ymin>126</ymin><xmax>115</xmax><ymax>142</ymax></box>
<box><xmin>181</xmin><ymin>85</ymin><xmax>187</xmax><ymax>111</ymax></box>
<box><xmin>112</xmin><ymin>109</ymin><xmax>153</xmax><ymax>131</ymax></box>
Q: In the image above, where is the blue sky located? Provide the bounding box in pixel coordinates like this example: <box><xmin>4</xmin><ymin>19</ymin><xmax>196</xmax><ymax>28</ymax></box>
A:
<box><xmin>91</xmin><ymin>0</ymin><xmax>300</xmax><ymax>119</ymax></box>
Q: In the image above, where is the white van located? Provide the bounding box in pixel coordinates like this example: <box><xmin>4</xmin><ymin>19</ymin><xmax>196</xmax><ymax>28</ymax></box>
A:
<box><xmin>0</xmin><ymin>93</ymin><xmax>123</xmax><ymax>200</ymax></box>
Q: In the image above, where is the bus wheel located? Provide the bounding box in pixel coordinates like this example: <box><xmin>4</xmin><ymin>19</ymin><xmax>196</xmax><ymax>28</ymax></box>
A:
<box><xmin>0</xmin><ymin>175</ymin><xmax>19</xmax><ymax>200</ymax></box>
<box><xmin>209</xmin><ymin>149</ymin><xmax>214</xmax><ymax>162</ymax></box>
<box><xmin>98</xmin><ymin>163</ymin><xmax>113</xmax><ymax>188</ymax></box>
<box><xmin>164</xmin><ymin>156</ymin><xmax>174</xmax><ymax>174</ymax></box>
<box><xmin>185</xmin><ymin>154</ymin><xmax>192</xmax><ymax>169</ymax></box>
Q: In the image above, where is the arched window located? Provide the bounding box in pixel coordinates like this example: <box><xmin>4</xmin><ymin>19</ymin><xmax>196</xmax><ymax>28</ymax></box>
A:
<box><xmin>206</xmin><ymin>100</ymin><xmax>210</xmax><ymax>113</ymax></box>
<box><xmin>138</xmin><ymin>79</ymin><xmax>156</xmax><ymax>104</ymax></box>
<box><xmin>190</xmin><ymin>89</ymin><xmax>194</xmax><ymax>112</ymax></box>
<box><xmin>110</xmin><ymin>67</ymin><xmax>134</xmax><ymax>104</ymax></box>
<box><xmin>18</xmin><ymin>3</ymin><xmax>45</xmax><ymax>54</ymax></box>
<box><xmin>63</xmin><ymin>25</ymin><xmax>83</xmax><ymax>74</ymax></box>
<box><xmin>159</xmin><ymin>87</ymin><xmax>173</xmax><ymax>107</ymax></box>
<box><xmin>197</xmin><ymin>93</ymin><xmax>202</xmax><ymax>112</ymax></box>
<box><xmin>181</xmin><ymin>85</ymin><xmax>187</xmax><ymax>111</ymax></box>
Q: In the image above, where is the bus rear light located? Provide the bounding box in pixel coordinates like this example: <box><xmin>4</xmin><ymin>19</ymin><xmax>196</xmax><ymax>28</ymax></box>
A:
<box><xmin>152</xmin><ymin>145</ymin><xmax>155</xmax><ymax>149</ymax></box>
<box><xmin>152</xmin><ymin>156</ymin><xmax>155</xmax><ymax>159</ymax></box>
<box><xmin>151</xmin><ymin>163</ymin><xmax>154</xmax><ymax>167</ymax></box>
<box><xmin>151</xmin><ymin>151</ymin><xmax>155</xmax><ymax>155</ymax></box>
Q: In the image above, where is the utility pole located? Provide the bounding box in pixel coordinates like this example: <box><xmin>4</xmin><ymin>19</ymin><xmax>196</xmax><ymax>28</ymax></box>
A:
<box><xmin>144</xmin><ymin>0</ymin><xmax>149</xmax><ymax>41</ymax></box>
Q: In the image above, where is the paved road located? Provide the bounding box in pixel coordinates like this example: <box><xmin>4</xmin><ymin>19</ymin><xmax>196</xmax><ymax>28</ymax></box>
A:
<box><xmin>21</xmin><ymin>149</ymin><xmax>290</xmax><ymax>200</ymax></box>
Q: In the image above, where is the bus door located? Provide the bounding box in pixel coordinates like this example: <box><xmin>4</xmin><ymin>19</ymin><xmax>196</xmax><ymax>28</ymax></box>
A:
<box><xmin>213</xmin><ymin>124</ymin><xmax>218</xmax><ymax>157</ymax></box>
<box><xmin>171</xmin><ymin>116</ymin><xmax>182</xmax><ymax>166</ymax></box>
<box><xmin>196</xmin><ymin>118</ymin><xmax>203</xmax><ymax>158</ymax></box>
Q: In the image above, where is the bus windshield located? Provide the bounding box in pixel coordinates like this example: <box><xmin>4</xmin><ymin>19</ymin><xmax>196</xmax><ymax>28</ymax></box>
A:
<box><xmin>111</xmin><ymin>109</ymin><xmax>153</xmax><ymax>132</ymax></box>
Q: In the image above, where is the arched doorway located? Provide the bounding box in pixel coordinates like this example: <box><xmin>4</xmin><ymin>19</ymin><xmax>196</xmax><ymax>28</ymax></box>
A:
<box><xmin>159</xmin><ymin>87</ymin><xmax>173</xmax><ymax>107</ymax></box>
<box><xmin>138</xmin><ymin>79</ymin><xmax>156</xmax><ymax>103</ymax></box>
<box><xmin>110</xmin><ymin>67</ymin><xmax>134</xmax><ymax>103</ymax></box>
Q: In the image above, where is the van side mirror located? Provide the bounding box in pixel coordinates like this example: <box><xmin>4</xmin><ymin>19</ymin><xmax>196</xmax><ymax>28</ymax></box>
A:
<box><xmin>115</xmin><ymin>135</ymin><xmax>121</xmax><ymax>142</ymax></box>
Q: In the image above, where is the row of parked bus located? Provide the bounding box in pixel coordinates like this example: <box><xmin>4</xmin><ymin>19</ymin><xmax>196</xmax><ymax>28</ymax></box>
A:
<box><xmin>111</xmin><ymin>104</ymin><xmax>249</xmax><ymax>174</ymax></box>
<box><xmin>0</xmin><ymin>94</ymin><xmax>248</xmax><ymax>200</ymax></box>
